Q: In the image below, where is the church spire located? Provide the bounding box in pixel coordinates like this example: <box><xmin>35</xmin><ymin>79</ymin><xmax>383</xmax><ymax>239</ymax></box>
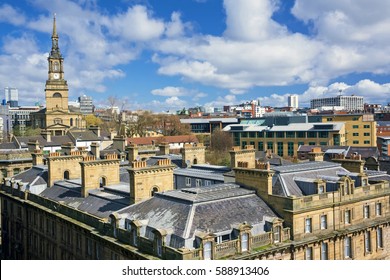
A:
<box><xmin>50</xmin><ymin>13</ymin><xmax>61</xmax><ymax>58</ymax></box>
<box><xmin>52</xmin><ymin>13</ymin><xmax>58</xmax><ymax>38</ymax></box>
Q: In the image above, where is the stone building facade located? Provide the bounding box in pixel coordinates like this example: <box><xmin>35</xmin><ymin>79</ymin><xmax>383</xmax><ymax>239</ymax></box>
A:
<box><xmin>0</xmin><ymin>144</ymin><xmax>389</xmax><ymax>260</ymax></box>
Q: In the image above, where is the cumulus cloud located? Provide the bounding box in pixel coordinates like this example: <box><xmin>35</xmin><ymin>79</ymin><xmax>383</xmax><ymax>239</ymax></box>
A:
<box><xmin>256</xmin><ymin>80</ymin><xmax>390</xmax><ymax>108</ymax></box>
<box><xmin>165</xmin><ymin>12</ymin><xmax>189</xmax><ymax>38</ymax></box>
<box><xmin>107</xmin><ymin>5</ymin><xmax>165</xmax><ymax>41</ymax></box>
<box><xmin>151</xmin><ymin>0</ymin><xmax>390</xmax><ymax>97</ymax></box>
<box><xmin>1</xmin><ymin>0</ymin><xmax>390</xmax><ymax>109</ymax></box>
<box><xmin>0</xmin><ymin>4</ymin><xmax>26</xmax><ymax>25</ymax></box>
<box><xmin>151</xmin><ymin>86</ymin><xmax>208</xmax><ymax>104</ymax></box>
<box><xmin>149</xmin><ymin>96</ymin><xmax>188</xmax><ymax>112</ymax></box>
<box><xmin>151</xmin><ymin>86</ymin><xmax>188</xmax><ymax>97</ymax></box>
<box><xmin>223</xmin><ymin>0</ymin><xmax>286</xmax><ymax>41</ymax></box>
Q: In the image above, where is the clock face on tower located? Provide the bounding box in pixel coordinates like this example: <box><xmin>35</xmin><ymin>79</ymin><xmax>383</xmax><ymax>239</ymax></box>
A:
<box><xmin>53</xmin><ymin>73</ymin><xmax>60</xmax><ymax>79</ymax></box>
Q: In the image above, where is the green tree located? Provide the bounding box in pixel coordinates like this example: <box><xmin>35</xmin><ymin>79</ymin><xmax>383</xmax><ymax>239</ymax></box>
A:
<box><xmin>205</xmin><ymin>128</ymin><xmax>233</xmax><ymax>166</ymax></box>
<box><xmin>84</xmin><ymin>114</ymin><xmax>103</xmax><ymax>127</ymax></box>
<box><xmin>13</xmin><ymin>125</ymin><xmax>41</xmax><ymax>137</ymax></box>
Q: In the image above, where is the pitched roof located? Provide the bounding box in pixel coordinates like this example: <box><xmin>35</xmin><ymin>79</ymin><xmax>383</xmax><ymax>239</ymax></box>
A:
<box><xmin>16</xmin><ymin>135</ymin><xmax>73</xmax><ymax>148</ymax></box>
<box><xmin>118</xmin><ymin>183</ymin><xmax>278</xmax><ymax>247</ymax></box>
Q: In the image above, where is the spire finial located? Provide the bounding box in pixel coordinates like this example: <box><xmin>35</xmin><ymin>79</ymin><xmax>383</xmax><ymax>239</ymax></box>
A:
<box><xmin>52</xmin><ymin>13</ymin><xmax>58</xmax><ymax>38</ymax></box>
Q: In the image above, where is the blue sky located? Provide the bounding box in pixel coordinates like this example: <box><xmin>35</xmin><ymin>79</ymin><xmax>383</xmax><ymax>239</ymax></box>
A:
<box><xmin>1</xmin><ymin>0</ymin><xmax>390</xmax><ymax>112</ymax></box>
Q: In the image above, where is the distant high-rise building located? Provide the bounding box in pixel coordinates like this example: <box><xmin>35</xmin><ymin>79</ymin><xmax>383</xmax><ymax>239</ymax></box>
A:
<box><xmin>0</xmin><ymin>100</ymin><xmax>12</xmax><ymax>141</ymax></box>
<box><xmin>4</xmin><ymin>87</ymin><xmax>18</xmax><ymax>107</ymax></box>
<box><xmin>310</xmin><ymin>95</ymin><xmax>364</xmax><ymax>111</ymax></box>
<box><xmin>288</xmin><ymin>94</ymin><xmax>299</xmax><ymax>109</ymax></box>
<box><xmin>78</xmin><ymin>95</ymin><xmax>93</xmax><ymax>115</ymax></box>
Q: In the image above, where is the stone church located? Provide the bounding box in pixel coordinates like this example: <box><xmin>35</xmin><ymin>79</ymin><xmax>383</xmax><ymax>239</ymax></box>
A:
<box><xmin>31</xmin><ymin>15</ymin><xmax>85</xmax><ymax>135</ymax></box>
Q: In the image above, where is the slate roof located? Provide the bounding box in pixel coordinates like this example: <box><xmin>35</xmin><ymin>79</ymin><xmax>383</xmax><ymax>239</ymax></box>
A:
<box><xmin>68</xmin><ymin>130</ymin><xmax>101</xmax><ymax>141</ymax></box>
<box><xmin>118</xmin><ymin>183</ymin><xmax>278</xmax><ymax>248</ymax></box>
<box><xmin>40</xmin><ymin>180</ymin><xmax>129</xmax><ymax>218</ymax></box>
<box><xmin>298</xmin><ymin>145</ymin><xmax>379</xmax><ymax>159</ymax></box>
<box><xmin>13</xmin><ymin>166</ymin><xmax>48</xmax><ymax>187</ymax></box>
<box><xmin>0</xmin><ymin>142</ymin><xmax>20</xmax><ymax>150</ymax></box>
<box><xmin>365</xmin><ymin>170</ymin><xmax>390</xmax><ymax>182</ymax></box>
<box><xmin>173</xmin><ymin>167</ymin><xmax>225</xmax><ymax>182</ymax></box>
<box><xmin>271</xmin><ymin>161</ymin><xmax>351</xmax><ymax>197</ymax></box>
<box><xmin>17</xmin><ymin>135</ymin><xmax>72</xmax><ymax>148</ymax></box>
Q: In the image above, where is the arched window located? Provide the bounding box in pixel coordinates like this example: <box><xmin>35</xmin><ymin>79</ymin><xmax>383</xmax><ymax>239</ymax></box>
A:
<box><xmin>53</xmin><ymin>62</ymin><xmax>59</xmax><ymax>71</ymax></box>
<box><xmin>70</xmin><ymin>118</ymin><xmax>73</xmax><ymax>126</ymax></box>
<box><xmin>64</xmin><ymin>171</ymin><xmax>70</xmax><ymax>180</ymax></box>
<box><xmin>151</xmin><ymin>186</ymin><xmax>159</xmax><ymax>197</ymax></box>
<box><xmin>100</xmin><ymin>177</ymin><xmax>106</xmax><ymax>188</ymax></box>
<box><xmin>193</xmin><ymin>158</ymin><xmax>198</xmax><ymax>164</ymax></box>
<box><xmin>53</xmin><ymin>92</ymin><xmax>62</xmax><ymax>98</ymax></box>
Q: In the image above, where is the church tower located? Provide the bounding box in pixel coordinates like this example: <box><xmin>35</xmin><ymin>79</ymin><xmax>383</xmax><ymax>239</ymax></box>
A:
<box><xmin>45</xmin><ymin>14</ymin><xmax>69</xmax><ymax>111</ymax></box>
<box><xmin>32</xmin><ymin>14</ymin><xmax>85</xmax><ymax>135</ymax></box>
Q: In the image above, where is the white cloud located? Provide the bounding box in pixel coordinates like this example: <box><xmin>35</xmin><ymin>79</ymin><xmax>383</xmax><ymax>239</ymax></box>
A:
<box><xmin>107</xmin><ymin>5</ymin><xmax>165</xmax><ymax>41</ymax></box>
<box><xmin>0</xmin><ymin>4</ymin><xmax>26</xmax><ymax>25</ymax></box>
<box><xmin>151</xmin><ymin>86</ymin><xmax>188</xmax><ymax>97</ymax></box>
<box><xmin>256</xmin><ymin>80</ymin><xmax>390</xmax><ymax>108</ymax></box>
<box><xmin>292</xmin><ymin>0</ymin><xmax>390</xmax><ymax>44</ymax></box>
<box><xmin>223</xmin><ymin>0</ymin><xmax>286</xmax><ymax>41</ymax></box>
<box><xmin>151</xmin><ymin>0</ymin><xmax>390</xmax><ymax>96</ymax></box>
<box><xmin>149</xmin><ymin>96</ymin><xmax>188</xmax><ymax>112</ymax></box>
<box><xmin>2</xmin><ymin>0</ymin><xmax>390</xmax><ymax>109</ymax></box>
<box><xmin>165</xmin><ymin>12</ymin><xmax>188</xmax><ymax>38</ymax></box>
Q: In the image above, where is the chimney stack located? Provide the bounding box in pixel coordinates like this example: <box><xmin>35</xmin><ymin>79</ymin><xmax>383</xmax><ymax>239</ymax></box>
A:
<box><xmin>90</xmin><ymin>142</ymin><xmax>100</xmax><ymax>159</ymax></box>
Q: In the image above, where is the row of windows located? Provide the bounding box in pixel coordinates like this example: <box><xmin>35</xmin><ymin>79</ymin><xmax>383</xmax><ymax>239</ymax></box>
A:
<box><xmin>242</xmin><ymin>141</ymin><xmax>326</xmax><ymax>156</ymax></box>
<box><xmin>352</xmin><ymin>140</ymin><xmax>371</xmax><ymax>144</ymax></box>
<box><xmin>239</xmin><ymin>131</ymin><xmax>331</xmax><ymax>139</ymax></box>
<box><xmin>352</xmin><ymin>125</ymin><xmax>371</xmax><ymax>129</ymax></box>
<box><xmin>26</xmin><ymin>231</ymin><xmax>112</xmax><ymax>260</ymax></box>
<box><xmin>185</xmin><ymin>177</ymin><xmax>212</xmax><ymax>187</ymax></box>
<box><xmin>305</xmin><ymin>203</ymin><xmax>383</xmax><ymax>233</ymax></box>
<box><xmin>305</xmin><ymin>229</ymin><xmax>383</xmax><ymax>260</ymax></box>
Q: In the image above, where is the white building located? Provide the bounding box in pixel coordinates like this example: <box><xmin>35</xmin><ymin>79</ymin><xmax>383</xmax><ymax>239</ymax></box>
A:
<box><xmin>4</xmin><ymin>87</ymin><xmax>18</xmax><ymax>107</ymax></box>
<box><xmin>288</xmin><ymin>94</ymin><xmax>299</xmax><ymax>109</ymax></box>
<box><xmin>310</xmin><ymin>95</ymin><xmax>364</xmax><ymax>111</ymax></box>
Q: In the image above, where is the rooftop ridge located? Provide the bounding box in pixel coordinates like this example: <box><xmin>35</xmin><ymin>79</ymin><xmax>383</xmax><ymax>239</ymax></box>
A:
<box><xmin>272</xmin><ymin>161</ymin><xmax>341</xmax><ymax>174</ymax></box>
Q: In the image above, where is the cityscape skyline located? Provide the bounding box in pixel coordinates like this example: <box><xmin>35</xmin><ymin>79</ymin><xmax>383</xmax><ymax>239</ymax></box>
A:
<box><xmin>1</xmin><ymin>0</ymin><xmax>390</xmax><ymax>112</ymax></box>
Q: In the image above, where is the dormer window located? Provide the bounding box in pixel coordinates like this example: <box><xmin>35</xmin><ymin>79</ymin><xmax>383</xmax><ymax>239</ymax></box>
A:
<box><xmin>241</xmin><ymin>233</ymin><xmax>249</xmax><ymax>251</ymax></box>
<box><xmin>273</xmin><ymin>226</ymin><xmax>281</xmax><ymax>243</ymax></box>
<box><xmin>344</xmin><ymin>182</ymin><xmax>349</xmax><ymax>195</ymax></box>
<box><xmin>203</xmin><ymin>241</ymin><xmax>212</xmax><ymax>260</ymax></box>
<box><xmin>156</xmin><ymin>238</ymin><xmax>162</xmax><ymax>257</ymax></box>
